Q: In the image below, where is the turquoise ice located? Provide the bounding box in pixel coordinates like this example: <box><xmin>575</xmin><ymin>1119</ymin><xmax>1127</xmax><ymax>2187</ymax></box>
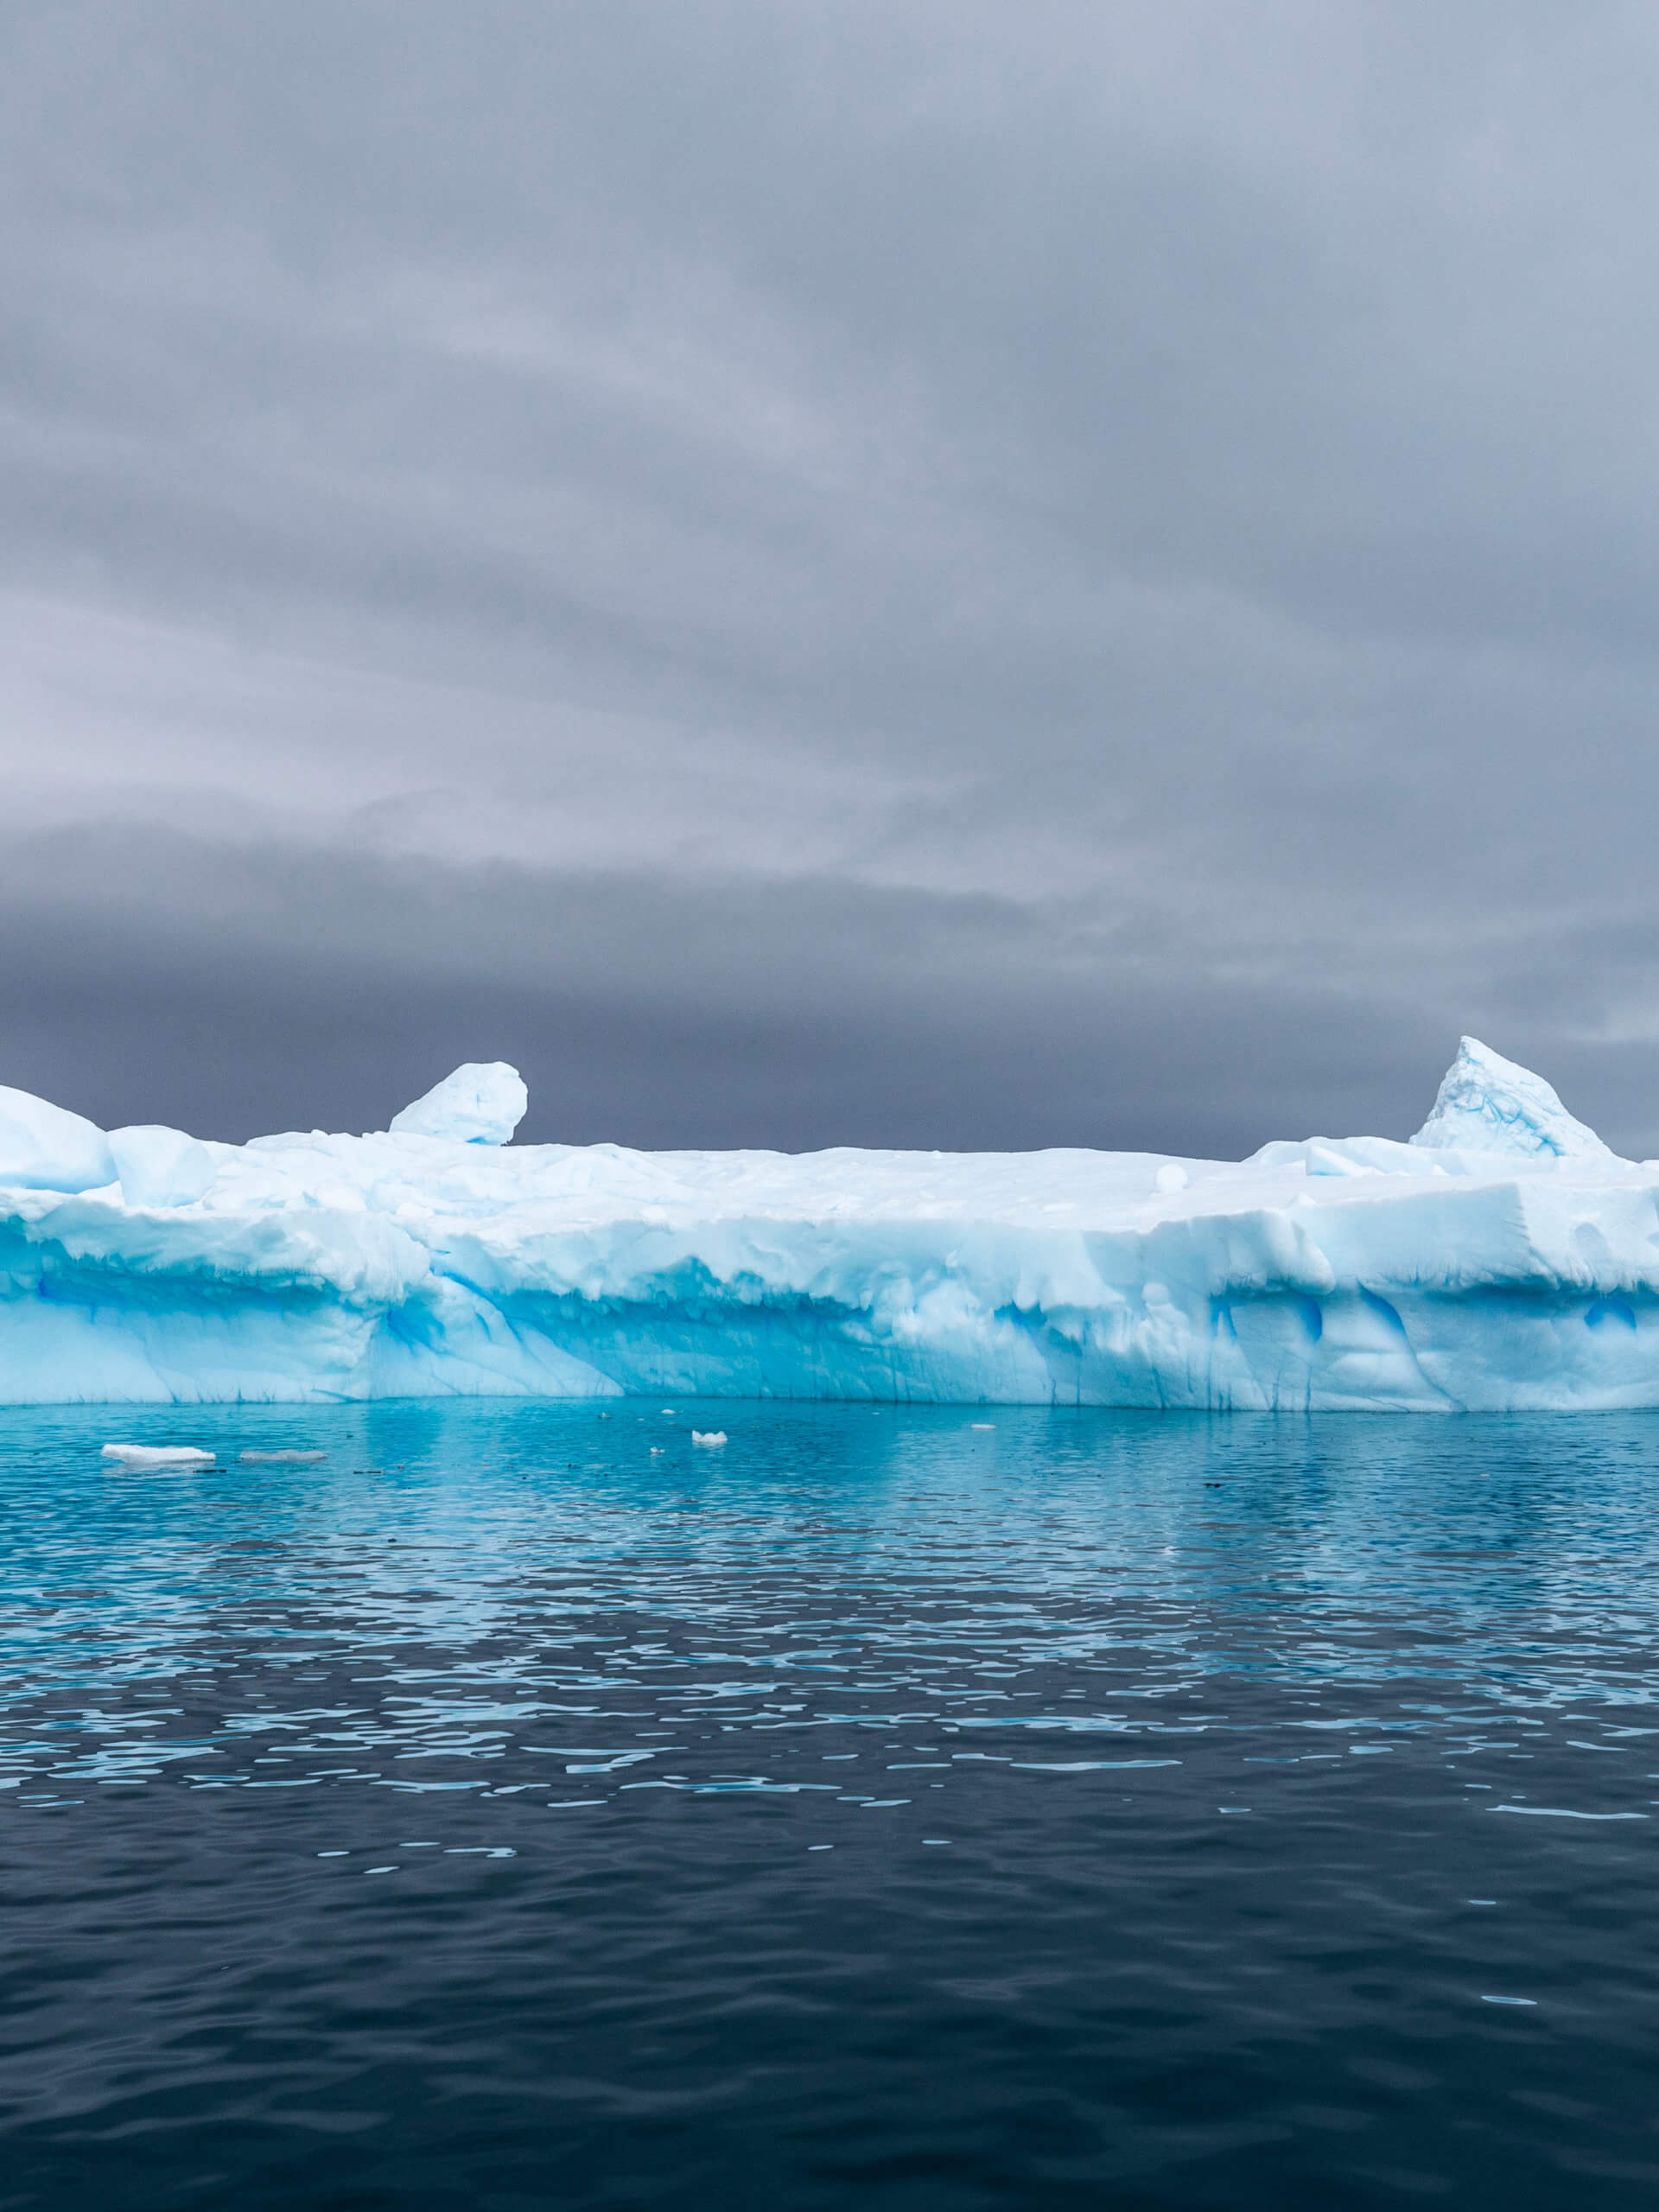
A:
<box><xmin>1</xmin><ymin>1039</ymin><xmax>1656</xmax><ymax>1408</ymax></box>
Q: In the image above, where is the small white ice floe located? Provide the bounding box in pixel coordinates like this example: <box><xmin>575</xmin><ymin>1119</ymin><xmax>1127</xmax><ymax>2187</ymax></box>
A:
<box><xmin>649</xmin><ymin>1446</ymin><xmax>666</xmax><ymax>1455</ymax></box>
<box><xmin>969</xmin><ymin>1422</ymin><xmax>995</xmax><ymax>1430</ymax></box>
<box><xmin>691</xmin><ymin>1430</ymin><xmax>728</xmax><ymax>1446</ymax></box>
<box><xmin>101</xmin><ymin>1443</ymin><xmax>214</xmax><ymax>1470</ymax></box>
<box><xmin>238</xmin><ymin>1450</ymin><xmax>327</xmax><ymax>1465</ymax></box>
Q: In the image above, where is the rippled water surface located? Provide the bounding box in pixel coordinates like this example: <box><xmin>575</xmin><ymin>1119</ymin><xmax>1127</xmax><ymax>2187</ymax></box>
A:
<box><xmin>4</xmin><ymin>1402</ymin><xmax>1659</xmax><ymax>2208</ymax></box>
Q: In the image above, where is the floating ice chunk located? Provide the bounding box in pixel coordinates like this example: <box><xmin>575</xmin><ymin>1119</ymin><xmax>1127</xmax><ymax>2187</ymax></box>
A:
<box><xmin>1411</xmin><ymin>1036</ymin><xmax>1615</xmax><ymax>1160</ymax></box>
<box><xmin>2</xmin><ymin>1035</ymin><xmax>1656</xmax><ymax>1413</ymax></box>
<box><xmin>0</xmin><ymin>1084</ymin><xmax>116</xmax><ymax>1192</ymax></box>
<box><xmin>101</xmin><ymin>1444</ymin><xmax>214</xmax><ymax>1468</ymax></box>
<box><xmin>238</xmin><ymin>1449</ymin><xmax>327</xmax><ymax>1464</ymax></box>
<box><xmin>109</xmin><ymin>1125</ymin><xmax>216</xmax><ymax>1208</ymax></box>
<box><xmin>691</xmin><ymin>1430</ymin><xmax>728</xmax><ymax>1446</ymax></box>
<box><xmin>389</xmin><ymin>1063</ymin><xmax>527</xmax><ymax>1145</ymax></box>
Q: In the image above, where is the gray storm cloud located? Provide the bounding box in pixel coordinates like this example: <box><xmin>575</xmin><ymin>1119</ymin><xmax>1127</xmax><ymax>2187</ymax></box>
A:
<box><xmin>3</xmin><ymin>2</ymin><xmax>1659</xmax><ymax>1154</ymax></box>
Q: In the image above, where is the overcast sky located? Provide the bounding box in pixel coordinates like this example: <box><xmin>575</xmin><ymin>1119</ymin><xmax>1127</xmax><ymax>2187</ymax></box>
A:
<box><xmin>5</xmin><ymin>2</ymin><xmax>1659</xmax><ymax>1155</ymax></box>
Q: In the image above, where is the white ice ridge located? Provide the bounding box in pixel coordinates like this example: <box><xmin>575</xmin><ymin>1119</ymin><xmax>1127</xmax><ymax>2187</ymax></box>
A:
<box><xmin>3</xmin><ymin>1042</ymin><xmax>1659</xmax><ymax>1410</ymax></box>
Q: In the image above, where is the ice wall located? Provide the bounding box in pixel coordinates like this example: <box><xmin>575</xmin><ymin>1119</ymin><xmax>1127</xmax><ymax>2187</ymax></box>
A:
<box><xmin>2</xmin><ymin>1044</ymin><xmax>1656</xmax><ymax>1410</ymax></box>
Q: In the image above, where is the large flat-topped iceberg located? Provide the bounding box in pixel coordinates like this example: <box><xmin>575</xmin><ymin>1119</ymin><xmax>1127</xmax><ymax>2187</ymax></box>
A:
<box><xmin>2</xmin><ymin>1040</ymin><xmax>1656</xmax><ymax>1410</ymax></box>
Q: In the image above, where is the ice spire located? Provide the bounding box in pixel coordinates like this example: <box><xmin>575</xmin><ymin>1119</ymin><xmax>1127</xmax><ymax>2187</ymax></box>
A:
<box><xmin>1410</xmin><ymin>1036</ymin><xmax>1614</xmax><ymax>1160</ymax></box>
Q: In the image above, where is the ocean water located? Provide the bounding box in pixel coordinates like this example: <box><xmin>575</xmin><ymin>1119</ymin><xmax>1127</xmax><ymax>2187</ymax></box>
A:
<box><xmin>3</xmin><ymin>1403</ymin><xmax>1658</xmax><ymax>2209</ymax></box>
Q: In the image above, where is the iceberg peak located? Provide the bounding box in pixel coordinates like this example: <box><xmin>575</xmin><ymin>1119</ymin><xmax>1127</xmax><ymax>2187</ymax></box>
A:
<box><xmin>0</xmin><ymin>1084</ymin><xmax>116</xmax><ymax>1192</ymax></box>
<box><xmin>1410</xmin><ymin>1035</ymin><xmax>1614</xmax><ymax>1160</ymax></box>
<box><xmin>388</xmin><ymin>1062</ymin><xmax>528</xmax><ymax>1146</ymax></box>
<box><xmin>109</xmin><ymin>1125</ymin><xmax>217</xmax><ymax>1209</ymax></box>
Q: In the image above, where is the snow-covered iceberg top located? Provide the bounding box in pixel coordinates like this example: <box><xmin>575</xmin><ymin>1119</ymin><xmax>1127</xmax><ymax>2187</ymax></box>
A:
<box><xmin>388</xmin><ymin>1061</ymin><xmax>527</xmax><ymax>1145</ymax></box>
<box><xmin>2</xmin><ymin>1044</ymin><xmax>1656</xmax><ymax>1411</ymax></box>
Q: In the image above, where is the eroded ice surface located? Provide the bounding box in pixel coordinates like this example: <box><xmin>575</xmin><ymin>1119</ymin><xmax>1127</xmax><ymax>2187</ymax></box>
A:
<box><xmin>3</xmin><ymin>1038</ymin><xmax>1658</xmax><ymax>1409</ymax></box>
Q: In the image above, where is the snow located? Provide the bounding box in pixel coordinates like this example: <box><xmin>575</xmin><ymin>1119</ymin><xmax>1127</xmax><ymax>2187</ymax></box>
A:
<box><xmin>387</xmin><ymin>1062</ymin><xmax>527</xmax><ymax>1145</ymax></box>
<box><xmin>4</xmin><ymin>1043</ymin><xmax>1659</xmax><ymax>1410</ymax></box>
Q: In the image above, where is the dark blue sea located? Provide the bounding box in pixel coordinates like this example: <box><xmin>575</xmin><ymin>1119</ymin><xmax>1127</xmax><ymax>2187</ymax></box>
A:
<box><xmin>3</xmin><ymin>1402</ymin><xmax>1658</xmax><ymax>2209</ymax></box>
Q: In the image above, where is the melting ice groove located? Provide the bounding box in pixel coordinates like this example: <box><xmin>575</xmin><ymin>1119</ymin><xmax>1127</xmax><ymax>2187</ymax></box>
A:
<box><xmin>3</xmin><ymin>1038</ymin><xmax>1659</xmax><ymax>1408</ymax></box>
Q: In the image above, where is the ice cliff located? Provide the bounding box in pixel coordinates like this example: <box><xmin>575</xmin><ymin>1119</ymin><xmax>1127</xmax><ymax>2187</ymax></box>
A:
<box><xmin>3</xmin><ymin>1038</ymin><xmax>1657</xmax><ymax>1410</ymax></box>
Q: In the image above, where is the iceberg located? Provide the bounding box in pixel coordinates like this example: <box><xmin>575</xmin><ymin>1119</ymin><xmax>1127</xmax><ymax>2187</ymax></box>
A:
<box><xmin>2</xmin><ymin>1043</ymin><xmax>1658</xmax><ymax>1411</ymax></box>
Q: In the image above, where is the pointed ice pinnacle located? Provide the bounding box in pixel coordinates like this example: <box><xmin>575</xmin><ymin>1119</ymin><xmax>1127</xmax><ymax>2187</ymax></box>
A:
<box><xmin>388</xmin><ymin>1062</ymin><xmax>528</xmax><ymax>1146</ymax></box>
<box><xmin>1410</xmin><ymin>1036</ymin><xmax>1615</xmax><ymax>1160</ymax></box>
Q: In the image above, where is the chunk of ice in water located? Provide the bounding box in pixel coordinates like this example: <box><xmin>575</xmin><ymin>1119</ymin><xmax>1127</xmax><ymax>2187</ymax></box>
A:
<box><xmin>8</xmin><ymin>1036</ymin><xmax>1655</xmax><ymax>1414</ymax></box>
<box><xmin>101</xmin><ymin>1443</ymin><xmax>214</xmax><ymax>1469</ymax></box>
